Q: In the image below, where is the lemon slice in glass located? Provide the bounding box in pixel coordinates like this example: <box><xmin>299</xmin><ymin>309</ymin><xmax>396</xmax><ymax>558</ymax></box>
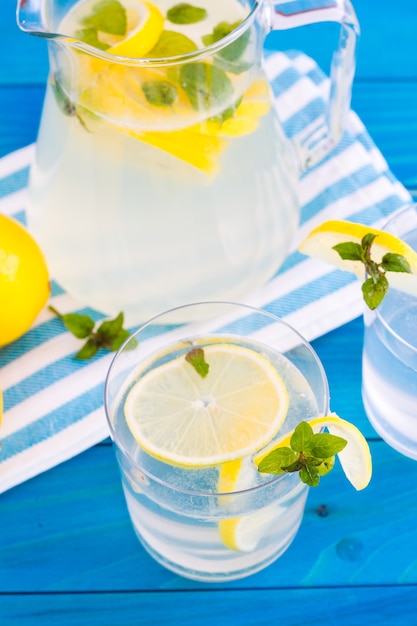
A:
<box><xmin>108</xmin><ymin>0</ymin><xmax>164</xmax><ymax>57</ymax></box>
<box><xmin>299</xmin><ymin>219</ymin><xmax>417</xmax><ymax>297</ymax></box>
<box><xmin>254</xmin><ymin>414</ymin><xmax>372</xmax><ymax>490</ymax></box>
<box><xmin>124</xmin><ymin>343</ymin><xmax>289</xmax><ymax>467</ymax></box>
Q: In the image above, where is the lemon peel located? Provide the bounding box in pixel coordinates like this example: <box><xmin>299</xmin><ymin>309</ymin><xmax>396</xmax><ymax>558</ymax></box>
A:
<box><xmin>124</xmin><ymin>343</ymin><xmax>289</xmax><ymax>467</ymax></box>
<box><xmin>0</xmin><ymin>215</ymin><xmax>50</xmax><ymax>347</ymax></box>
<box><xmin>254</xmin><ymin>414</ymin><xmax>372</xmax><ymax>491</ymax></box>
<box><xmin>299</xmin><ymin>219</ymin><xmax>417</xmax><ymax>297</ymax></box>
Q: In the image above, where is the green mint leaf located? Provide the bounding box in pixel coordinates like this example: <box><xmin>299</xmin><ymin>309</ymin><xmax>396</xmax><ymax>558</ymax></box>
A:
<box><xmin>362</xmin><ymin>274</ymin><xmax>389</xmax><ymax>310</ymax></box>
<box><xmin>299</xmin><ymin>464</ymin><xmax>320</xmax><ymax>487</ymax></box>
<box><xmin>61</xmin><ymin>313</ymin><xmax>95</xmax><ymax>339</ymax></box>
<box><xmin>81</xmin><ymin>0</ymin><xmax>127</xmax><ymax>36</ymax></box>
<box><xmin>290</xmin><ymin>421</ymin><xmax>314</xmax><ymax>453</ymax></box>
<box><xmin>75</xmin><ymin>27</ymin><xmax>110</xmax><ymax>50</ymax></box>
<box><xmin>147</xmin><ymin>30</ymin><xmax>198</xmax><ymax>58</ymax></box>
<box><xmin>75</xmin><ymin>338</ymin><xmax>100</xmax><ymax>360</ymax></box>
<box><xmin>332</xmin><ymin>241</ymin><xmax>363</xmax><ymax>261</ymax></box>
<box><xmin>185</xmin><ymin>347</ymin><xmax>209</xmax><ymax>378</ymax></box>
<box><xmin>142</xmin><ymin>81</ymin><xmax>178</xmax><ymax>107</ymax></box>
<box><xmin>95</xmin><ymin>312</ymin><xmax>124</xmax><ymax>340</ymax></box>
<box><xmin>317</xmin><ymin>456</ymin><xmax>335</xmax><ymax>476</ymax></box>
<box><xmin>362</xmin><ymin>232</ymin><xmax>377</xmax><ymax>249</ymax></box>
<box><xmin>167</xmin><ymin>3</ymin><xmax>208</xmax><ymax>24</ymax></box>
<box><xmin>381</xmin><ymin>252</ymin><xmax>412</xmax><ymax>273</ymax></box>
<box><xmin>257</xmin><ymin>447</ymin><xmax>298</xmax><ymax>474</ymax></box>
<box><xmin>202</xmin><ymin>21</ymin><xmax>250</xmax><ymax>62</ymax></box>
<box><xmin>49</xmin><ymin>305</ymin><xmax>95</xmax><ymax>339</ymax></box>
<box><xmin>51</xmin><ymin>79</ymin><xmax>77</xmax><ymax>117</ymax></box>
<box><xmin>180</xmin><ymin>62</ymin><xmax>233</xmax><ymax>111</ymax></box>
<box><xmin>310</xmin><ymin>432</ymin><xmax>347</xmax><ymax>458</ymax></box>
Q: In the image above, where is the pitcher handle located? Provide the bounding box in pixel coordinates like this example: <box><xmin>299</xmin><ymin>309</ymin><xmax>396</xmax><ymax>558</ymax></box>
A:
<box><xmin>270</xmin><ymin>0</ymin><xmax>360</xmax><ymax>169</ymax></box>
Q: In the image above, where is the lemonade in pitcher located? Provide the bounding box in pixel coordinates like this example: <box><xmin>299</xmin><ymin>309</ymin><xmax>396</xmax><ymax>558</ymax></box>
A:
<box><xmin>26</xmin><ymin>0</ymin><xmax>299</xmax><ymax>322</ymax></box>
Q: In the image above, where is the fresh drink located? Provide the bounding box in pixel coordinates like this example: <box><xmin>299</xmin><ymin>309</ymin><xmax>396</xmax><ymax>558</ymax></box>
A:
<box><xmin>362</xmin><ymin>227</ymin><xmax>417</xmax><ymax>460</ymax></box>
<box><xmin>27</xmin><ymin>0</ymin><xmax>299</xmax><ymax>323</ymax></box>
<box><xmin>105</xmin><ymin>302</ymin><xmax>330</xmax><ymax>581</ymax></box>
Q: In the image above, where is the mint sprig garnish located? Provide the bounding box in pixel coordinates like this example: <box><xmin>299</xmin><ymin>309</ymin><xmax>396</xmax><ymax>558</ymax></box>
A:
<box><xmin>202</xmin><ymin>20</ymin><xmax>250</xmax><ymax>68</ymax></box>
<box><xmin>167</xmin><ymin>3</ymin><xmax>208</xmax><ymax>24</ymax></box>
<box><xmin>257</xmin><ymin>421</ymin><xmax>346</xmax><ymax>487</ymax></box>
<box><xmin>333</xmin><ymin>233</ymin><xmax>412</xmax><ymax>309</ymax></box>
<box><xmin>49</xmin><ymin>306</ymin><xmax>134</xmax><ymax>360</ymax></box>
<box><xmin>81</xmin><ymin>0</ymin><xmax>127</xmax><ymax>36</ymax></box>
<box><xmin>185</xmin><ymin>347</ymin><xmax>209</xmax><ymax>378</ymax></box>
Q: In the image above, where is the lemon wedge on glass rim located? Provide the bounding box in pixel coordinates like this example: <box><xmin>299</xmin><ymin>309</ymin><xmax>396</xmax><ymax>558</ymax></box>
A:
<box><xmin>124</xmin><ymin>343</ymin><xmax>289</xmax><ymax>468</ymax></box>
<box><xmin>299</xmin><ymin>219</ymin><xmax>417</xmax><ymax>297</ymax></box>
<box><xmin>217</xmin><ymin>414</ymin><xmax>372</xmax><ymax>552</ymax></box>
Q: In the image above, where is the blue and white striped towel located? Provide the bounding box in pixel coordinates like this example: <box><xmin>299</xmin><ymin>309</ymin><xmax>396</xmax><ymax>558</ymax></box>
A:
<box><xmin>0</xmin><ymin>51</ymin><xmax>412</xmax><ymax>493</ymax></box>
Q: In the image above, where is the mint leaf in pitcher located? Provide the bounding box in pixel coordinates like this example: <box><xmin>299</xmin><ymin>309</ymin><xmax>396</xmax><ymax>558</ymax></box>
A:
<box><xmin>142</xmin><ymin>81</ymin><xmax>178</xmax><ymax>107</ymax></box>
<box><xmin>81</xmin><ymin>0</ymin><xmax>127</xmax><ymax>36</ymax></box>
<box><xmin>180</xmin><ymin>62</ymin><xmax>233</xmax><ymax>111</ymax></box>
<box><xmin>167</xmin><ymin>3</ymin><xmax>208</xmax><ymax>24</ymax></box>
<box><xmin>147</xmin><ymin>30</ymin><xmax>198</xmax><ymax>58</ymax></box>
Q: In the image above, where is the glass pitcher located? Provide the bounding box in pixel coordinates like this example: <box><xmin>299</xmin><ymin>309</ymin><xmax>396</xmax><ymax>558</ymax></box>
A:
<box><xmin>17</xmin><ymin>0</ymin><xmax>359</xmax><ymax>324</ymax></box>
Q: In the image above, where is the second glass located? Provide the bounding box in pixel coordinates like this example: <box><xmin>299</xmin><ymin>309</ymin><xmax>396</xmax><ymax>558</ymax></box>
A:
<box><xmin>104</xmin><ymin>301</ymin><xmax>329</xmax><ymax>582</ymax></box>
<box><xmin>362</xmin><ymin>204</ymin><xmax>417</xmax><ymax>460</ymax></box>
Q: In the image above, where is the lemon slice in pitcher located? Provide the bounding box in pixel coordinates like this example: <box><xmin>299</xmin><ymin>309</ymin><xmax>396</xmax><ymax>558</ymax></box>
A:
<box><xmin>108</xmin><ymin>1</ymin><xmax>164</xmax><ymax>57</ymax></box>
<box><xmin>124</xmin><ymin>344</ymin><xmax>289</xmax><ymax>467</ymax></box>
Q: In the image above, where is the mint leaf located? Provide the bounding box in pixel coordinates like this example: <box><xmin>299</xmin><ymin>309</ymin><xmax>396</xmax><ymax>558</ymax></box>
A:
<box><xmin>75</xmin><ymin>27</ymin><xmax>110</xmax><ymax>51</ymax></box>
<box><xmin>142</xmin><ymin>81</ymin><xmax>178</xmax><ymax>107</ymax></box>
<box><xmin>167</xmin><ymin>3</ymin><xmax>208</xmax><ymax>24</ymax></box>
<box><xmin>147</xmin><ymin>30</ymin><xmax>198</xmax><ymax>57</ymax></box>
<box><xmin>51</xmin><ymin>79</ymin><xmax>77</xmax><ymax>117</ymax></box>
<box><xmin>317</xmin><ymin>456</ymin><xmax>335</xmax><ymax>476</ymax></box>
<box><xmin>48</xmin><ymin>305</ymin><xmax>95</xmax><ymax>338</ymax></box>
<box><xmin>290</xmin><ymin>421</ymin><xmax>314</xmax><ymax>452</ymax></box>
<box><xmin>299</xmin><ymin>464</ymin><xmax>320</xmax><ymax>487</ymax></box>
<box><xmin>332</xmin><ymin>241</ymin><xmax>363</xmax><ymax>261</ymax></box>
<box><xmin>362</xmin><ymin>274</ymin><xmax>389</xmax><ymax>310</ymax></box>
<box><xmin>180</xmin><ymin>62</ymin><xmax>233</xmax><ymax>111</ymax></box>
<box><xmin>75</xmin><ymin>338</ymin><xmax>100</xmax><ymax>360</ymax></box>
<box><xmin>185</xmin><ymin>347</ymin><xmax>209</xmax><ymax>378</ymax></box>
<box><xmin>310</xmin><ymin>432</ymin><xmax>347</xmax><ymax>458</ymax></box>
<box><xmin>81</xmin><ymin>0</ymin><xmax>127</xmax><ymax>36</ymax></box>
<box><xmin>202</xmin><ymin>21</ymin><xmax>250</xmax><ymax>62</ymax></box>
<box><xmin>258</xmin><ymin>447</ymin><xmax>298</xmax><ymax>474</ymax></box>
<box><xmin>381</xmin><ymin>252</ymin><xmax>411</xmax><ymax>273</ymax></box>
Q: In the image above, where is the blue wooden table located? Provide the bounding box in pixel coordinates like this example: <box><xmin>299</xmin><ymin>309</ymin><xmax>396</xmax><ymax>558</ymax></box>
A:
<box><xmin>1</xmin><ymin>1</ymin><xmax>417</xmax><ymax>623</ymax></box>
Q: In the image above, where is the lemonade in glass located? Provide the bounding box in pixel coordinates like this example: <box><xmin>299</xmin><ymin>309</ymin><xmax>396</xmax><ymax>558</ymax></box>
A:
<box><xmin>104</xmin><ymin>301</ymin><xmax>330</xmax><ymax>581</ymax></box>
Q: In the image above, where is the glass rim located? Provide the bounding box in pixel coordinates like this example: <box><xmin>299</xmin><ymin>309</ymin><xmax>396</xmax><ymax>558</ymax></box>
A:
<box><xmin>104</xmin><ymin>300</ymin><xmax>330</xmax><ymax>497</ymax></box>
<box><xmin>18</xmin><ymin>0</ymin><xmax>263</xmax><ymax>68</ymax></box>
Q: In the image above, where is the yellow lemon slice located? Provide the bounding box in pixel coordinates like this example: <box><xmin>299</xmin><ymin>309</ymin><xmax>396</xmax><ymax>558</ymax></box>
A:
<box><xmin>299</xmin><ymin>219</ymin><xmax>417</xmax><ymax>297</ymax></box>
<box><xmin>254</xmin><ymin>414</ymin><xmax>372</xmax><ymax>491</ymax></box>
<box><xmin>108</xmin><ymin>1</ymin><xmax>164</xmax><ymax>58</ymax></box>
<box><xmin>124</xmin><ymin>343</ymin><xmax>289</xmax><ymax>467</ymax></box>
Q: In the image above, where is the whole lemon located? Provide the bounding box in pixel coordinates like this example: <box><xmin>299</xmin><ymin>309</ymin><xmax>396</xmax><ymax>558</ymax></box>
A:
<box><xmin>0</xmin><ymin>214</ymin><xmax>50</xmax><ymax>347</ymax></box>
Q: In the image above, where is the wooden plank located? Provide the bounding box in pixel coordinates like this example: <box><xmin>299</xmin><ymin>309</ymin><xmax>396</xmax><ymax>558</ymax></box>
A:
<box><xmin>1</xmin><ymin>431</ymin><xmax>417</xmax><ymax>592</ymax></box>
<box><xmin>1</xmin><ymin>586</ymin><xmax>417</xmax><ymax>625</ymax></box>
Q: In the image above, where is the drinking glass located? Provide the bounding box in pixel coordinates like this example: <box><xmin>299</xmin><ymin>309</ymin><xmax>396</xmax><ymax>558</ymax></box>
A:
<box><xmin>104</xmin><ymin>301</ymin><xmax>329</xmax><ymax>582</ymax></box>
<box><xmin>362</xmin><ymin>204</ymin><xmax>417</xmax><ymax>460</ymax></box>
